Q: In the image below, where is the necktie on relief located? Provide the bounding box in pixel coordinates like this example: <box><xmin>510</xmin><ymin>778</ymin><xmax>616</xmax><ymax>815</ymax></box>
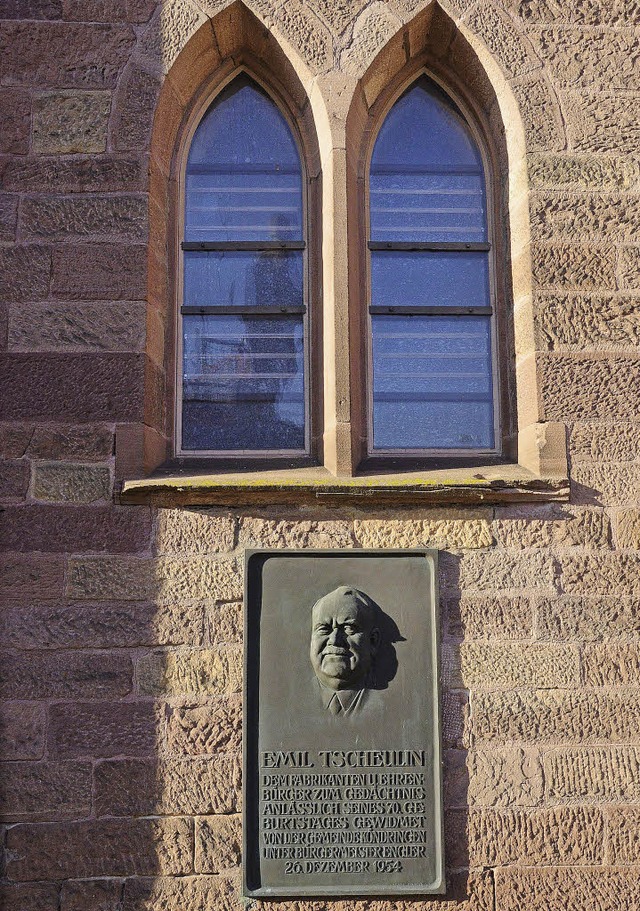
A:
<box><xmin>328</xmin><ymin>694</ymin><xmax>342</xmax><ymax>715</ymax></box>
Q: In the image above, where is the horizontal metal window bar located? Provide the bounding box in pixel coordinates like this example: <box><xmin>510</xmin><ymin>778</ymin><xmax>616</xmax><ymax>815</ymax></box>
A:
<box><xmin>181</xmin><ymin>305</ymin><xmax>306</xmax><ymax>316</ymax></box>
<box><xmin>182</xmin><ymin>241</ymin><xmax>305</xmax><ymax>251</ymax></box>
<box><xmin>369</xmin><ymin>305</ymin><xmax>493</xmax><ymax>316</ymax></box>
<box><xmin>369</xmin><ymin>241</ymin><xmax>490</xmax><ymax>252</ymax></box>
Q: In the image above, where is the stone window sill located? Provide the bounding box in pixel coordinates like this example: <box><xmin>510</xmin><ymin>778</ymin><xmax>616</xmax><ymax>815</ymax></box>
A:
<box><xmin>119</xmin><ymin>424</ymin><xmax>569</xmax><ymax>508</ymax></box>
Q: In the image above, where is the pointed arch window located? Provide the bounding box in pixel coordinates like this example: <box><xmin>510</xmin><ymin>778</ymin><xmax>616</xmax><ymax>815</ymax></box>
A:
<box><xmin>178</xmin><ymin>76</ymin><xmax>309</xmax><ymax>456</ymax></box>
<box><xmin>368</xmin><ymin>76</ymin><xmax>499</xmax><ymax>456</ymax></box>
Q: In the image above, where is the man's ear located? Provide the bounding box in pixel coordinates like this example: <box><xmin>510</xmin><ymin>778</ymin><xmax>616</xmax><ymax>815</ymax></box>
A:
<box><xmin>370</xmin><ymin>627</ymin><xmax>381</xmax><ymax>655</ymax></box>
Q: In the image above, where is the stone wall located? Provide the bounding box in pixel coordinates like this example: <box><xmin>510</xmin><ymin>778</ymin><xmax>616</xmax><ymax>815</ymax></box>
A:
<box><xmin>1</xmin><ymin>1</ymin><xmax>640</xmax><ymax>909</ymax></box>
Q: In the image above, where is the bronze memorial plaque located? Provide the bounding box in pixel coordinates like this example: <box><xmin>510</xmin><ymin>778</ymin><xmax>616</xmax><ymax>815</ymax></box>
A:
<box><xmin>243</xmin><ymin>549</ymin><xmax>444</xmax><ymax>897</ymax></box>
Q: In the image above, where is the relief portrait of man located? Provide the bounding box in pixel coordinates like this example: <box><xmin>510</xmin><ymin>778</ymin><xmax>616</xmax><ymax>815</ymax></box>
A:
<box><xmin>309</xmin><ymin>585</ymin><xmax>386</xmax><ymax>716</ymax></box>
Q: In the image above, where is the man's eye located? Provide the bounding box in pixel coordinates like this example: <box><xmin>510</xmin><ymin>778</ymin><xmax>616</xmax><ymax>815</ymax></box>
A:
<box><xmin>343</xmin><ymin>625</ymin><xmax>357</xmax><ymax>634</ymax></box>
<box><xmin>315</xmin><ymin>625</ymin><xmax>331</xmax><ymax>633</ymax></box>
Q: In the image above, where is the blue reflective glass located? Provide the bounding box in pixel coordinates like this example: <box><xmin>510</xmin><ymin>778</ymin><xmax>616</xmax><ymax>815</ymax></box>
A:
<box><xmin>184</xmin><ymin>250</ymin><xmax>303</xmax><ymax>309</ymax></box>
<box><xmin>371</xmin><ymin>315</ymin><xmax>495</xmax><ymax>450</ymax></box>
<box><xmin>185</xmin><ymin>79</ymin><xmax>303</xmax><ymax>242</ymax></box>
<box><xmin>182</xmin><ymin>315</ymin><xmax>305</xmax><ymax>451</ymax></box>
<box><xmin>371</xmin><ymin>250</ymin><xmax>489</xmax><ymax>309</ymax></box>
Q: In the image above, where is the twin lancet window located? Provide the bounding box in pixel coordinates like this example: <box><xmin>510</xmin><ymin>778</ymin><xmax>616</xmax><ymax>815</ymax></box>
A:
<box><xmin>178</xmin><ymin>74</ymin><xmax>498</xmax><ymax>462</ymax></box>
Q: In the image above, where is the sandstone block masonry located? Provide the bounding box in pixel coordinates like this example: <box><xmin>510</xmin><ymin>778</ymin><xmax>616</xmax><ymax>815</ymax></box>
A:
<box><xmin>1</xmin><ymin>0</ymin><xmax>640</xmax><ymax>909</ymax></box>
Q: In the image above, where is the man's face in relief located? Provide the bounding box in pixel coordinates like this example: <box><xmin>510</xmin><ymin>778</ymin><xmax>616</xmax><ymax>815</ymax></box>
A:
<box><xmin>310</xmin><ymin>586</ymin><xmax>380</xmax><ymax>691</ymax></box>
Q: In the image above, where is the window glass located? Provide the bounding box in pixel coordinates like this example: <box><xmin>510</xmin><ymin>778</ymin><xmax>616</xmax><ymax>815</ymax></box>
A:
<box><xmin>180</xmin><ymin>77</ymin><xmax>307</xmax><ymax>454</ymax></box>
<box><xmin>369</xmin><ymin>77</ymin><xmax>496</xmax><ymax>453</ymax></box>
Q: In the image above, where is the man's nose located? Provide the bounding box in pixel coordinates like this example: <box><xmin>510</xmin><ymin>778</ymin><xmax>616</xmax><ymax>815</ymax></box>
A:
<box><xmin>328</xmin><ymin>625</ymin><xmax>347</xmax><ymax>645</ymax></box>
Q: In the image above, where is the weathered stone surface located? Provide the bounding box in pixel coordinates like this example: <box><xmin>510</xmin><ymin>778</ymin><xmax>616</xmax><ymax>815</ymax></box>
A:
<box><xmin>33</xmin><ymin>462</ymin><xmax>111</xmax><ymax>503</ymax></box>
<box><xmin>48</xmin><ymin>701</ymin><xmax>157</xmax><ymax>759</ymax></box>
<box><xmin>531</xmin><ymin>193</ymin><xmax>640</xmax><ymax>242</ymax></box>
<box><xmin>535</xmin><ymin>28</ymin><xmax>640</xmax><ymax>90</ymax></box>
<box><xmin>0</xmin><ymin>554</ymin><xmax>65</xmax><ymax>600</ymax></box>
<box><xmin>0</xmin><ymin>883</ymin><xmax>59</xmax><ymax>911</ymax></box>
<box><xmin>61</xmin><ymin>879</ymin><xmax>124</xmax><ymax>911</ymax></box>
<box><xmin>445</xmin><ymin>748</ymin><xmax>543</xmax><ymax>809</ymax></box>
<box><xmin>0</xmin><ymin>246</ymin><xmax>51</xmax><ymax>303</ymax></box>
<box><xmin>52</xmin><ymin>243</ymin><xmax>147</xmax><ymax>299</ymax></box>
<box><xmin>354</xmin><ymin>514</ymin><xmax>492</xmax><ymax>549</ymax></box>
<box><xmin>0</xmin><ymin>459</ymin><xmax>29</xmax><ymax>500</ymax></box>
<box><xmin>110</xmin><ymin>66</ymin><xmax>162</xmax><ymax>151</ymax></box>
<box><xmin>608</xmin><ymin>809</ymin><xmax>640</xmax><ymax>863</ymax></box>
<box><xmin>569</xmin><ymin>421</ymin><xmax>640</xmax><ymax>463</ymax></box>
<box><xmin>472</xmin><ymin>690</ymin><xmax>640</xmax><ymax>743</ymax></box>
<box><xmin>63</xmin><ymin>0</ymin><xmax>156</xmax><ymax>21</ymax></box>
<box><xmin>561</xmin><ymin>553</ymin><xmax>640</xmax><ymax>596</ymax></box>
<box><xmin>492</xmin><ymin>506</ymin><xmax>609</xmax><ymax>548</ymax></box>
<box><xmin>206</xmin><ymin>601</ymin><xmax>242</xmax><ymax>643</ymax></box>
<box><xmin>540</xmin><ymin>355</ymin><xmax>640</xmax><ymax>421</ymax></box>
<box><xmin>0</xmin><ymin>423</ymin><xmax>34</xmax><ymax>458</ymax></box>
<box><xmin>21</xmin><ymin>194</ymin><xmax>147</xmax><ymax>240</ymax></box>
<box><xmin>0</xmin><ymin>505</ymin><xmax>152</xmax><ymax>554</ymax></box>
<box><xmin>276</xmin><ymin>0</ymin><xmax>332</xmax><ymax>72</ymax></box>
<box><xmin>30</xmin><ymin>423</ymin><xmax>114</xmax><ymax>459</ymax></box>
<box><xmin>531</xmin><ymin>243</ymin><xmax>616</xmax><ymax>290</ymax></box>
<box><xmin>6</xmin><ymin>818</ymin><xmax>192</xmax><ymax>881</ymax></box>
<box><xmin>537</xmin><ymin>595</ymin><xmax>640</xmax><ymax>641</ymax></box>
<box><xmin>239</xmin><ymin>516</ymin><xmax>354</xmax><ymax>548</ymax></box>
<box><xmin>447</xmin><ymin>806</ymin><xmax>603</xmax><ymax>868</ymax></box>
<box><xmin>137</xmin><ymin>0</ymin><xmax>206</xmax><ymax>72</ymax></box>
<box><xmin>442</xmin><ymin>691</ymin><xmax>469</xmax><ymax>749</ymax></box>
<box><xmin>529</xmin><ymin>154</ymin><xmax>639</xmax><ymax>190</ymax></box>
<box><xmin>1</xmin><ymin>0</ymin><xmax>62</xmax><ymax>16</ymax></box>
<box><xmin>68</xmin><ymin>556</ymin><xmax>242</xmax><ymax>601</ymax></box>
<box><xmin>94</xmin><ymin>755</ymin><xmax>240</xmax><ymax>816</ymax></box>
<box><xmin>0</xmin><ymin>601</ymin><xmax>202</xmax><ymax>649</ymax></box>
<box><xmin>166</xmin><ymin>699</ymin><xmax>241</xmax><ymax>755</ymax></box>
<box><xmin>340</xmin><ymin>2</ymin><xmax>400</xmax><ymax>75</ymax></box>
<box><xmin>567</xmin><ymin>91</ymin><xmax>640</xmax><ymax>154</ymax></box>
<box><xmin>156</xmin><ymin>510</ymin><xmax>236</xmax><ymax>555</ymax></box>
<box><xmin>617</xmin><ymin>510</ymin><xmax>640</xmax><ymax>549</ymax></box>
<box><xmin>0</xmin><ymin>761</ymin><xmax>91</xmax><ymax>822</ymax></box>
<box><xmin>33</xmin><ymin>91</ymin><xmax>111</xmax><ymax>153</ymax></box>
<box><xmin>495</xmin><ymin>866</ymin><xmax>640</xmax><ymax>911</ymax></box>
<box><xmin>446</xmin><ymin>642</ymin><xmax>578</xmax><ymax>689</ymax></box>
<box><xmin>122</xmin><ymin>875</ymin><xmax>238</xmax><ymax>911</ymax></box>
<box><xmin>620</xmin><ymin>246</ymin><xmax>640</xmax><ymax>290</ymax></box>
<box><xmin>2</xmin><ymin>155</ymin><xmax>147</xmax><ymax>194</ymax></box>
<box><xmin>467</xmin><ymin>1</ymin><xmax>540</xmax><ymax>78</ymax></box>
<box><xmin>0</xmin><ymin>87</ymin><xmax>31</xmax><ymax>154</ymax></box>
<box><xmin>0</xmin><ymin>650</ymin><xmax>132</xmax><ymax>700</ymax></box>
<box><xmin>195</xmin><ymin>815</ymin><xmax>241</xmax><ymax>873</ymax></box>
<box><xmin>444</xmin><ymin>595</ymin><xmax>533</xmax><ymax>640</ymax></box>
<box><xmin>137</xmin><ymin>647</ymin><xmax>242</xmax><ymax>696</ymax></box>
<box><xmin>310</xmin><ymin>0</ymin><xmax>368</xmax><ymax>34</ymax></box>
<box><xmin>0</xmin><ymin>23</ymin><xmax>136</xmax><ymax>88</ymax></box>
<box><xmin>0</xmin><ymin>191</ymin><xmax>18</xmax><ymax>241</ymax></box>
<box><xmin>512</xmin><ymin>74</ymin><xmax>564</xmax><ymax>151</ymax></box>
<box><xmin>9</xmin><ymin>302</ymin><xmax>146</xmax><ymax>353</ymax></box>
<box><xmin>0</xmin><ymin>703</ymin><xmax>45</xmax><ymax>760</ymax></box>
<box><xmin>534</xmin><ymin>293</ymin><xmax>640</xmax><ymax>350</ymax></box>
<box><xmin>571</xmin><ymin>463</ymin><xmax>640</xmax><ymax>506</ymax></box>
<box><xmin>447</xmin><ymin>550</ymin><xmax>557</xmax><ymax>592</ymax></box>
<box><xmin>544</xmin><ymin>747</ymin><xmax>640</xmax><ymax>801</ymax></box>
<box><xmin>582</xmin><ymin>644</ymin><xmax>640</xmax><ymax>686</ymax></box>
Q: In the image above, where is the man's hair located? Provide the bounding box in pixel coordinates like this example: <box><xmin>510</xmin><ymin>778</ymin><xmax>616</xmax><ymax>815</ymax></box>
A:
<box><xmin>312</xmin><ymin>585</ymin><xmax>378</xmax><ymax>623</ymax></box>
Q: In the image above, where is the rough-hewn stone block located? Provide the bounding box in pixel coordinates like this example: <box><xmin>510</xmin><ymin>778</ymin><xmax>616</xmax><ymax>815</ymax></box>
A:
<box><xmin>206</xmin><ymin>601</ymin><xmax>242</xmax><ymax>643</ymax></box>
<box><xmin>466</xmin><ymin>2</ymin><xmax>540</xmax><ymax>78</ymax></box>
<box><xmin>495</xmin><ymin>866</ymin><xmax>640</xmax><ymax>911</ymax></box>
<box><xmin>529</xmin><ymin>154</ymin><xmax>638</xmax><ymax>190</ymax></box>
<box><xmin>33</xmin><ymin>462</ymin><xmax>111</xmax><ymax>503</ymax></box>
<box><xmin>94</xmin><ymin>755</ymin><xmax>241</xmax><ymax>816</ymax></box>
<box><xmin>137</xmin><ymin>647</ymin><xmax>242</xmax><ymax>696</ymax></box>
<box><xmin>137</xmin><ymin>0</ymin><xmax>206</xmax><ymax>72</ymax></box>
<box><xmin>536</xmin><ymin>28</ymin><xmax>640</xmax><ymax>90</ymax></box>
<box><xmin>537</xmin><ymin>595</ymin><xmax>640</xmax><ymax>641</ymax></box>
<box><xmin>21</xmin><ymin>194</ymin><xmax>147</xmax><ymax>241</ymax></box>
<box><xmin>52</xmin><ymin>243</ymin><xmax>147</xmax><ymax>299</ymax></box>
<box><xmin>33</xmin><ymin>91</ymin><xmax>111</xmax><ymax>153</ymax></box>
<box><xmin>275</xmin><ymin>0</ymin><xmax>332</xmax><ymax>72</ymax></box>
<box><xmin>0</xmin><ymin>505</ymin><xmax>152</xmax><ymax>554</ymax></box>
<box><xmin>534</xmin><ymin>292</ymin><xmax>640</xmax><ymax>350</ymax></box>
<box><xmin>444</xmin><ymin>595</ymin><xmax>534</xmax><ymax>640</ymax></box>
<box><xmin>512</xmin><ymin>74</ymin><xmax>564</xmax><ymax>152</ymax></box>
<box><xmin>61</xmin><ymin>879</ymin><xmax>124</xmax><ymax>911</ymax></box>
<box><xmin>1</xmin><ymin>0</ymin><xmax>62</xmax><ymax>17</ymax></box>
<box><xmin>608</xmin><ymin>809</ymin><xmax>640</xmax><ymax>863</ymax></box>
<box><xmin>582</xmin><ymin>644</ymin><xmax>640</xmax><ymax>686</ymax></box>
<box><xmin>543</xmin><ymin>747</ymin><xmax>640</xmax><ymax>801</ymax></box>
<box><xmin>492</xmin><ymin>506</ymin><xmax>609</xmax><ymax>548</ymax></box>
<box><xmin>567</xmin><ymin>92</ymin><xmax>640</xmax><ymax>154</ymax></box>
<box><xmin>0</xmin><ymin>191</ymin><xmax>18</xmax><ymax>241</ymax></box>
<box><xmin>0</xmin><ymin>883</ymin><xmax>59</xmax><ymax>911</ymax></box>
<box><xmin>110</xmin><ymin>66</ymin><xmax>162</xmax><ymax>151</ymax></box>
<box><xmin>447</xmin><ymin>550</ymin><xmax>557</xmax><ymax>592</ymax></box>
<box><xmin>472</xmin><ymin>690</ymin><xmax>640</xmax><ymax>743</ymax></box>
<box><xmin>569</xmin><ymin>421</ymin><xmax>640</xmax><ymax>463</ymax></box>
<box><xmin>0</xmin><ymin>703</ymin><xmax>45</xmax><ymax>760</ymax></box>
<box><xmin>6</xmin><ymin>818</ymin><xmax>192</xmax><ymax>881</ymax></box>
<box><xmin>195</xmin><ymin>815</ymin><xmax>241</xmax><ymax>873</ymax></box>
<box><xmin>448</xmin><ymin>642</ymin><xmax>578</xmax><ymax>689</ymax></box>
<box><xmin>620</xmin><ymin>246</ymin><xmax>640</xmax><ymax>290</ymax></box>
<box><xmin>0</xmin><ymin>650</ymin><xmax>132</xmax><ymax>700</ymax></box>
<box><xmin>3</xmin><ymin>155</ymin><xmax>147</xmax><ymax>194</ymax></box>
<box><xmin>0</xmin><ymin>761</ymin><xmax>91</xmax><ymax>822</ymax></box>
<box><xmin>617</xmin><ymin>510</ymin><xmax>640</xmax><ymax>549</ymax></box>
<box><xmin>0</xmin><ymin>246</ymin><xmax>51</xmax><ymax>303</ymax></box>
<box><xmin>571</xmin><ymin>463</ymin><xmax>640</xmax><ymax>506</ymax></box>
<box><xmin>445</xmin><ymin>747</ymin><xmax>543</xmax><ymax>809</ymax></box>
<box><xmin>28</xmin><ymin>423</ymin><xmax>114</xmax><ymax>460</ymax></box>
<box><xmin>48</xmin><ymin>701</ymin><xmax>156</xmax><ymax>759</ymax></box>
<box><xmin>311</xmin><ymin>0</ymin><xmax>368</xmax><ymax>34</ymax></box>
<box><xmin>531</xmin><ymin>244</ymin><xmax>615</xmax><ymax>290</ymax></box>
<box><xmin>239</xmin><ymin>516</ymin><xmax>354</xmax><ymax>548</ymax></box>
<box><xmin>166</xmin><ymin>699</ymin><xmax>241</xmax><ymax>755</ymax></box>
<box><xmin>0</xmin><ymin>23</ymin><xmax>135</xmax><ymax>88</ymax></box>
<box><xmin>9</xmin><ymin>302</ymin><xmax>146</xmax><ymax>353</ymax></box>
<box><xmin>561</xmin><ymin>553</ymin><xmax>640</xmax><ymax>596</ymax></box>
<box><xmin>540</xmin><ymin>355</ymin><xmax>640</xmax><ymax>421</ymax></box>
<box><xmin>0</xmin><ymin>459</ymin><xmax>29</xmax><ymax>501</ymax></box>
<box><xmin>0</xmin><ymin>87</ymin><xmax>31</xmax><ymax>154</ymax></box>
<box><xmin>0</xmin><ymin>553</ymin><xmax>65</xmax><ymax>600</ymax></box>
<box><xmin>63</xmin><ymin>0</ymin><xmax>156</xmax><ymax>22</ymax></box>
<box><xmin>122</xmin><ymin>875</ymin><xmax>238</xmax><ymax>911</ymax></box>
<box><xmin>531</xmin><ymin>192</ymin><xmax>640</xmax><ymax>242</ymax></box>
<box><xmin>155</xmin><ymin>510</ymin><xmax>236</xmax><ymax>555</ymax></box>
<box><xmin>354</xmin><ymin>514</ymin><xmax>492</xmax><ymax>549</ymax></box>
